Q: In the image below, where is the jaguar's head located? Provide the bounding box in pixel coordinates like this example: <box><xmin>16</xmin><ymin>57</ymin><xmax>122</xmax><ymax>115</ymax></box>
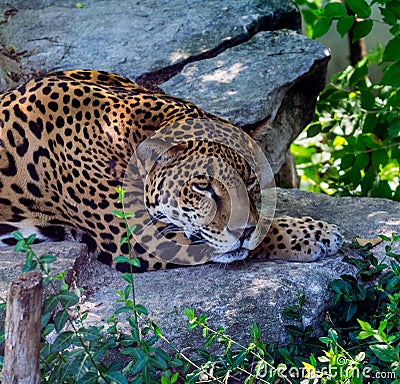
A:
<box><xmin>132</xmin><ymin>119</ymin><xmax>274</xmax><ymax>265</ymax></box>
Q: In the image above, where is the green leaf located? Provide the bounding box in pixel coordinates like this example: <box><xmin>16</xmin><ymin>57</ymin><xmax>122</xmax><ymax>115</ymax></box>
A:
<box><xmin>328</xmin><ymin>328</ymin><xmax>338</xmax><ymax>342</ymax></box>
<box><xmin>54</xmin><ymin>309</ymin><xmax>69</xmax><ymax>332</ymax></box>
<box><xmin>306</xmin><ymin>122</ymin><xmax>322</xmax><ymax>138</ymax></box>
<box><xmin>52</xmin><ymin>331</ymin><xmax>76</xmax><ymax>352</ymax></box>
<box><xmin>250</xmin><ymin>323</ymin><xmax>260</xmax><ymax>340</ymax></box>
<box><xmin>302</xmin><ymin>9</ymin><xmax>319</xmax><ymax>26</ymax></box>
<box><xmin>14</xmin><ymin>241</ymin><xmax>28</xmax><ymax>253</ymax></box>
<box><xmin>372</xmin><ymin>149</ymin><xmax>389</xmax><ymax>169</ymax></box>
<box><xmin>382</xmin><ymin>62</ymin><xmax>400</xmax><ymax>87</ymax></box>
<box><xmin>114</xmin><ymin>255</ymin><xmax>130</xmax><ymax>264</ymax></box>
<box><xmin>352</xmin><ymin>20</ymin><xmax>373</xmax><ymax>43</ymax></box>
<box><xmin>312</xmin><ymin>17</ymin><xmax>332</xmax><ymax>38</ymax></box>
<box><xmin>127</xmin><ymin>224</ymin><xmax>137</xmax><ymax>237</ymax></box>
<box><xmin>58</xmin><ymin>291</ymin><xmax>80</xmax><ymax>308</ymax></box>
<box><xmin>369</xmin><ymin>344</ymin><xmax>399</xmax><ymax>362</ymax></box>
<box><xmin>152</xmin><ymin>322</ymin><xmax>163</xmax><ymax>338</ymax></box>
<box><xmin>122</xmin><ymin>273</ymin><xmax>133</xmax><ymax>285</ymax></box>
<box><xmin>22</xmin><ymin>259</ymin><xmax>38</xmax><ymax>273</ymax></box>
<box><xmin>78</xmin><ymin>326</ymin><xmax>102</xmax><ymax>341</ymax></box>
<box><xmin>105</xmin><ymin>371</ymin><xmax>128</xmax><ymax>384</ymax></box>
<box><xmin>12</xmin><ymin>231</ymin><xmax>25</xmax><ymax>241</ymax></box>
<box><xmin>39</xmin><ymin>254</ymin><xmax>57</xmax><ymax>264</ymax></box>
<box><xmin>388</xmin><ymin>120</ymin><xmax>400</xmax><ymax>137</ymax></box>
<box><xmin>387</xmin><ymin>0</ymin><xmax>400</xmax><ymax>18</ymax></box>
<box><xmin>111</xmin><ymin>210</ymin><xmax>125</xmax><ymax>219</ymax></box>
<box><xmin>130</xmin><ymin>357</ymin><xmax>147</xmax><ymax>376</ymax></box>
<box><xmin>129</xmin><ymin>257</ymin><xmax>141</xmax><ymax>267</ymax></box>
<box><xmin>233</xmin><ymin>350</ymin><xmax>248</xmax><ymax>366</ymax></box>
<box><xmin>114</xmin><ymin>305</ymin><xmax>132</xmax><ymax>315</ymax></box>
<box><xmin>26</xmin><ymin>234</ymin><xmax>36</xmax><ymax>245</ymax></box>
<box><xmin>353</xmin><ymin>153</ymin><xmax>369</xmax><ymax>171</ymax></box>
<box><xmin>346</xmin><ymin>0</ymin><xmax>371</xmax><ymax>18</ymax></box>
<box><xmin>380</xmin><ymin>6</ymin><xmax>398</xmax><ymax>26</ymax></box>
<box><xmin>390</xmin><ymin>23</ymin><xmax>400</xmax><ymax>36</ymax></box>
<box><xmin>183</xmin><ymin>307</ymin><xmax>195</xmax><ymax>320</ymax></box>
<box><xmin>285</xmin><ymin>325</ymin><xmax>305</xmax><ymax>337</ymax></box>
<box><xmin>378</xmin><ymin>320</ymin><xmax>388</xmax><ymax>333</ymax></box>
<box><xmin>383</xmin><ymin>37</ymin><xmax>400</xmax><ymax>62</ymax></box>
<box><xmin>340</xmin><ymin>154</ymin><xmax>355</xmax><ymax>169</ymax></box>
<box><xmin>337</xmin><ymin>15</ymin><xmax>355</xmax><ymax>37</ymax></box>
<box><xmin>134</xmin><ymin>304</ymin><xmax>148</xmax><ymax>316</ymax></box>
<box><xmin>325</xmin><ymin>2</ymin><xmax>347</xmax><ymax>18</ymax></box>
<box><xmin>329</xmin><ymin>279</ymin><xmax>352</xmax><ymax>295</ymax></box>
<box><xmin>43</xmin><ymin>294</ymin><xmax>59</xmax><ymax>314</ymax></box>
<box><xmin>349</xmin><ymin>61</ymin><xmax>368</xmax><ymax>86</ymax></box>
<box><xmin>361</xmin><ymin>133</ymin><xmax>382</xmax><ymax>149</ymax></box>
<box><xmin>371</xmin><ymin>180</ymin><xmax>393</xmax><ymax>199</ymax></box>
<box><xmin>309</xmin><ymin>354</ymin><xmax>317</xmax><ymax>368</ymax></box>
<box><xmin>357</xmin><ymin>319</ymin><xmax>374</xmax><ymax>338</ymax></box>
<box><xmin>123</xmin><ymin>284</ymin><xmax>132</xmax><ymax>299</ymax></box>
<box><xmin>360</xmin><ymin>89</ymin><xmax>375</xmax><ymax>110</ymax></box>
<box><xmin>363</xmin><ymin>113</ymin><xmax>378</xmax><ymax>133</ymax></box>
<box><xmin>361</xmin><ymin>167</ymin><xmax>376</xmax><ymax>195</ymax></box>
<box><xmin>394</xmin><ymin>185</ymin><xmax>400</xmax><ymax>201</ymax></box>
<box><xmin>345</xmin><ymin>302</ymin><xmax>358</xmax><ymax>322</ymax></box>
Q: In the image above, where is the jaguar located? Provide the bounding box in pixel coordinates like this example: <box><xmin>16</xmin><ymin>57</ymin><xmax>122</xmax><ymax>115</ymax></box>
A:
<box><xmin>0</xmin><ymin>70</ymin><xmax>343</xmax><ymax>271</ymax></box>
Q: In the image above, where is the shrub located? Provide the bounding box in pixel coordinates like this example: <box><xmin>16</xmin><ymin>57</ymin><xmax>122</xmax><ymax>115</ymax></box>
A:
<box><xmin>292</xmin><ymin>0</ymin><xmax>400</xmax><ymax>200</ymax></box>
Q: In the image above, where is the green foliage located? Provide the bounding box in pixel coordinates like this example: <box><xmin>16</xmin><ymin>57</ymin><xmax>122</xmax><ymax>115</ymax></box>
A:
<box><xmin>292</xmin><ymin>0</ymin><xmax>400</xmax><ymax>200</ymax></box>
<box><xmin>183</xmin><ymin>310</ymin><xmax>281</xmax><ymax>383</ymax></box>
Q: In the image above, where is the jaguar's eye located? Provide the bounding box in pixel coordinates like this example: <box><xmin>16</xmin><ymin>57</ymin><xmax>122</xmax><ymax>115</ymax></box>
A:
<box><xmin>192</xmin><ymin>182</ymin><xmax>212</xmax><ymax>193</ymax></box>
<box><xmin>247</xmin><ymin>176</ymin><xmax>257</xmax><ymax>189</ymax></box>
<box><xmin>192</xmin><ymin>182</ymin><xmax>217</xmax><ymax>200</ymax></box>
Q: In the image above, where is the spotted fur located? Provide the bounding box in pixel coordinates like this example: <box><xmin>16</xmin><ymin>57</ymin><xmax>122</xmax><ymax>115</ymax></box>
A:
<box><xmin>0</xmin><ymin>70</ymin><xmax>343</xmax><ymax>271</ymax></box>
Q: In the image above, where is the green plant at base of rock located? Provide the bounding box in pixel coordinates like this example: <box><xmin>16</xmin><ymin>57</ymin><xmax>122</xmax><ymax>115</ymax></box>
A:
<box><xmin>298</xmin><ymin>233</ymin><xmax>400</xmax><ymax>383</ymax></box>
<box><xmin>292</xmin><ymin>0</ymin><xmax>400</xmax><ymax>200</ymax></box>
<box><xmin>183</xmin><ymin>309</ymin><xmax>282</xmax><ymax>383</ymax></box>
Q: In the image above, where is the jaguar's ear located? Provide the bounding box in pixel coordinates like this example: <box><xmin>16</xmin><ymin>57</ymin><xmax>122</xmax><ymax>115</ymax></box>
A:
<box><xmin>136</xmin><ymin>138</ymin><xmax>186</xmax><ymax>176</ymax></box>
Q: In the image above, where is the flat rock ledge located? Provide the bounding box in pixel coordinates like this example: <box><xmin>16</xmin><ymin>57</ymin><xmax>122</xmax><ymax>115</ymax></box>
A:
<box><xmin>0</xmin><ymin>0</ymin><xmax>328</xmax><ymax>185</ymax></box>
<box><xmin>1</xmin><ymin>189</ymin><xmax>399</xmax><ymax>353</ymax></box>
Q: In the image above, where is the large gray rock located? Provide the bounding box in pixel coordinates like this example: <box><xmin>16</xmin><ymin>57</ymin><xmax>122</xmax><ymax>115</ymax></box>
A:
<box><xmin>0</xmin><ymin>0</ymin><xmax>300</xmax><ymax>83</ymax></box>
<box><xmin>1</xmin><ymin>190</ymin><xmax>398</xmax><ymax>352</ymax></box>
<box><xmin>0</xmin><ymin>0</ymin><xmax>327</xmax><ymax>184</ymax></box>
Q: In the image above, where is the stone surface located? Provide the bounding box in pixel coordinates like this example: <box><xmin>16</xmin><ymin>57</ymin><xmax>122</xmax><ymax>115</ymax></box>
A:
<box><xmin>1</xmin><ymin>189</ymin><xmax>396</xmax><ymax>353</ymax></box>
<box><xmin>163</xmin><ymin>30</ymin><xmax>329</xmax><ymax>174</ymax></box>
<box><xmin>0</xmin><ymin>0</ymin><xmax>300</xmax><ymax>85</ymax></box>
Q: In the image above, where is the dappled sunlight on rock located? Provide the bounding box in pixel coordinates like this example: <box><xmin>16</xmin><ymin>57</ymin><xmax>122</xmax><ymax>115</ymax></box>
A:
<box><xmin>200</xmin><ymin>62</ymin><xmax>247</xmax><ymax>84</ymax></box>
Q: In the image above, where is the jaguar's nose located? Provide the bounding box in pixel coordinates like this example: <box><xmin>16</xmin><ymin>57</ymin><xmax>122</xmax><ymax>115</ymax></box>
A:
<box><xmin>240</xmin><ymin>226</ymin><xmax>256</xmax><ymax>240</ymax></box>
